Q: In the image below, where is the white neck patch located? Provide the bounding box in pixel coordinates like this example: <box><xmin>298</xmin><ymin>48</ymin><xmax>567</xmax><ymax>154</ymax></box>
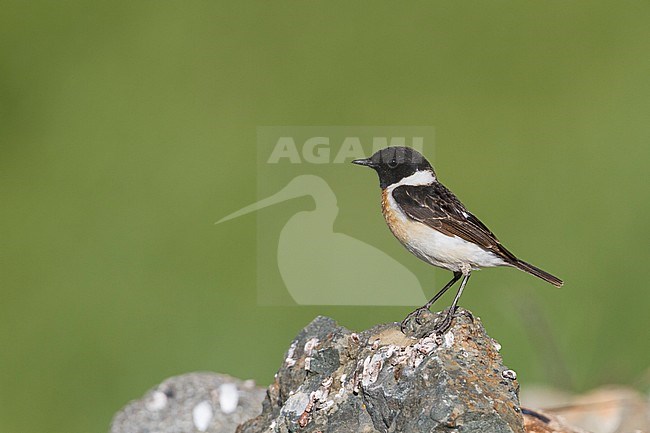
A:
<box><xmin>388</xmin><ymin>170</ymin><xmax>436</xmax><ymax>190</ymax></box>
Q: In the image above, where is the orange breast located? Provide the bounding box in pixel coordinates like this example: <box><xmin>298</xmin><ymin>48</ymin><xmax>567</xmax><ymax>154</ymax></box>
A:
<box><xmin>381</xmin><ymin>189</ymin><xmax>412</xmax><ymax>244</ymax></box>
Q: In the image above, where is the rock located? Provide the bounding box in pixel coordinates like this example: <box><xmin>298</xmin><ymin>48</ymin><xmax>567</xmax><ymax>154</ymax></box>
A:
<box><xmin>521</xmin><ymin>408</ymin><xmax>590</xmax><ymax>433</ymax></box>
<box><xmin>521</xmin><ymin>386</ymin><xmax>650</xmax><ymax>433</ymax></box>
<box><xmin>110</xmin><ymin>372</ymin><xmax>266</xmax><ymax>433</ymax></box>
<box><xmin>237</xmin><ymin>308</ymin><xmax>526</xmax><ymax>433</ymax></box>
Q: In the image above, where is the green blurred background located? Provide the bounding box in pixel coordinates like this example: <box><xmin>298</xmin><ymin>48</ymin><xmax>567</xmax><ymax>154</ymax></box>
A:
<box><xmin>1</xmin><ymin>2</ymin><xmax>649</xmax><ymax>432</ymax></box>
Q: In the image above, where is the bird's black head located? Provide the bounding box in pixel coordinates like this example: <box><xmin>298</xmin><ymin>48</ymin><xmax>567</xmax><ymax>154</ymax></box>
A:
<box><xmin>352</xmin><ymin>147</ymin><xmax>434</xmax><ymax>189</ymax></box>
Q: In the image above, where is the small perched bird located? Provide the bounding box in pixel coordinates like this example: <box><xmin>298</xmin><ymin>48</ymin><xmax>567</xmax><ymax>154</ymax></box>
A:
<box><xmin>352</xmin><ymin>147</ymin><xmax>563</xmax><ymax>334</ymax></box>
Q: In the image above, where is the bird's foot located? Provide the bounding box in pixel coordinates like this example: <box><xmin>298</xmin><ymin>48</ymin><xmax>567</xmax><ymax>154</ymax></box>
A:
<box><xmin>432</xmin><ymin>307</ymin><xmax>457</xmax><ymax>335</ymax></box>
<box><xmin>458</xmin><ymin>308</ymin><xmax>474</xmax><ymax>323</ymax></box>
<box><xmin>400</xmin><ymin>306</ymin><xmax>432</xmax><ymax>334</ymax></box>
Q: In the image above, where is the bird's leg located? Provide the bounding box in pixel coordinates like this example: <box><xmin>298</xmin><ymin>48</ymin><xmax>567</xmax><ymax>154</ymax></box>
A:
<box><xmin>400</xmin><ymin>272</ymin><xmax>462</xmax><ymax>333</ymax></box>
<box><xmin>433</xmin><ymin>272</ymin><xmax>471</xmax><ymax>335</ymax></box>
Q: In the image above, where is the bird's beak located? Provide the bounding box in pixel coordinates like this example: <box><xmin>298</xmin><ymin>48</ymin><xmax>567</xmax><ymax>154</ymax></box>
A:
<box><xmin>351</xmin><ymin>158</ymin><xmax>376</xmax><ymax>168</ymax></box>
<box><xmin>215</xmin><ymin>181</ymin><xmax>304</xmax><ymax>224</ymax></box>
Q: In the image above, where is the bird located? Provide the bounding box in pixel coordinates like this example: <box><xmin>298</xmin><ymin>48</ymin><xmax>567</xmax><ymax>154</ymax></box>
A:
<box><xmin>352</xmin><ymin>146</ymin><xmax>563</xmax><ymax>334</ymax></box>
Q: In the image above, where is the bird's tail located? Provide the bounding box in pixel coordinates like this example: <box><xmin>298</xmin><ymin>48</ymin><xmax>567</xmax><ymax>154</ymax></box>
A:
<box><xmin>514</xmin><ymin>259</ymin><xmax>563</xmax><ymax>288</ymax></box>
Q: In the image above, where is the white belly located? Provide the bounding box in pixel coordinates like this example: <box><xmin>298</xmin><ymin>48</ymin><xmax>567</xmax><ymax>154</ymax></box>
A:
<box><xmin>401</xmin><ymin>221</ymin><xmax>507</xmax><ymax>271</ymax></box>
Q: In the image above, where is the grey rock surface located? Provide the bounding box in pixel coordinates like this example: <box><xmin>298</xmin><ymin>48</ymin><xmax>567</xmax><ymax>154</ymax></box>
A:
<box><xmin>110</xmin><ymin>372</ymin><xmax>265</xmax><ymax>433</ymax></box>
<box><xmin>237</xmin><ymin>308</ymin><xmax>525</xmax><ymax>433</ymax></box>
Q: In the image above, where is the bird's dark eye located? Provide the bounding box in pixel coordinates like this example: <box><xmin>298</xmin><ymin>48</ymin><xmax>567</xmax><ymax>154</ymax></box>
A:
<box><xmin>387</xmin><ymin>159</ymin><xmax>399</xmax><ymax>168</ymax></box>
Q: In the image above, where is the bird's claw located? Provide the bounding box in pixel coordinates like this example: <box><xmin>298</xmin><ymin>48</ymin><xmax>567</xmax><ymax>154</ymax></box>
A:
<box><xmin>432</xmin><ymin>316</ymin><xmax>452</xmax><ymax>335</ymax></box>
<box><xmin>400</xmin><ymin>306</ymin><xmax>430</xmax><ymax>333</ymax></box>
<box><xmin>431</xmin><ymin>308</ymin><xmax>457</xmax><ymax>335</ymax></box>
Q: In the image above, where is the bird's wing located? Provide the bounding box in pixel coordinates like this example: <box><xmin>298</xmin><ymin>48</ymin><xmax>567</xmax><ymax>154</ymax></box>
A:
<box><xmin>391</xmin><ymin>183</ymin><xmax>518</xmax><ymax>263</ymax></box>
